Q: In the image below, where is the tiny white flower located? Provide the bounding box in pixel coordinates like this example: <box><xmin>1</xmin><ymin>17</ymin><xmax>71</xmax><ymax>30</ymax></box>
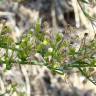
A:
<box><xmin>48</xmin><ymin>48</ymin><xmax>53</xmax><ymax>53</ymax></box>
<box><xmin>16</xmin><ymin>45</ymin><xmax>19</xmax><ymax>49</ymax></box>
<box><xmin>30</xmin><ymin>28</ymin><xmax>34</xmax><ymax>32</ymax></box>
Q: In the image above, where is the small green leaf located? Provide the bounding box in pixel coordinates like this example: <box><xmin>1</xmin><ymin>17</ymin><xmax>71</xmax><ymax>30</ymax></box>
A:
<box><xmin>81</xmin><ymin>0</ymin><xmax>89</xmax><ymax>4</ymax></box>
<box><xmin>35</xmin><ymin>19</ymin><xmax>41</xmax><ymax>33</ymax></box>
<box><xmin>55</xmin><ymin>67</ymin><xmax>64</xmax><ymax>75</ymax></box>
<box><xmin>69</xmin><ymin>48</ymin><xmax>76</xmax><ymax>55</ymax></box>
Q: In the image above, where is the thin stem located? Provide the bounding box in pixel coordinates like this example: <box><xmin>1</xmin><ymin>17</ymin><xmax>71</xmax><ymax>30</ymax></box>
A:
<box><xmin>78</xmin><ymin>67</ymin><xmax>96</xmax><ymax>85</ymax></box>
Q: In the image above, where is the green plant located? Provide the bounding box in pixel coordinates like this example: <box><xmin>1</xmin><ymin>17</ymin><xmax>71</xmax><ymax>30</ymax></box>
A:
<box><xmin>0</xmin><ymin>19</ymin><xmax>96</xmax><ymax>86</ymax></box>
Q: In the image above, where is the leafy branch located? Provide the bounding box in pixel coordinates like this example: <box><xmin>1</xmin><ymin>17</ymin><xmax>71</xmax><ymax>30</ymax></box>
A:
<box><xmin>0</xmin><ymin>16</ymin><xmax>96</xmax><ymax>86</ymax></box>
